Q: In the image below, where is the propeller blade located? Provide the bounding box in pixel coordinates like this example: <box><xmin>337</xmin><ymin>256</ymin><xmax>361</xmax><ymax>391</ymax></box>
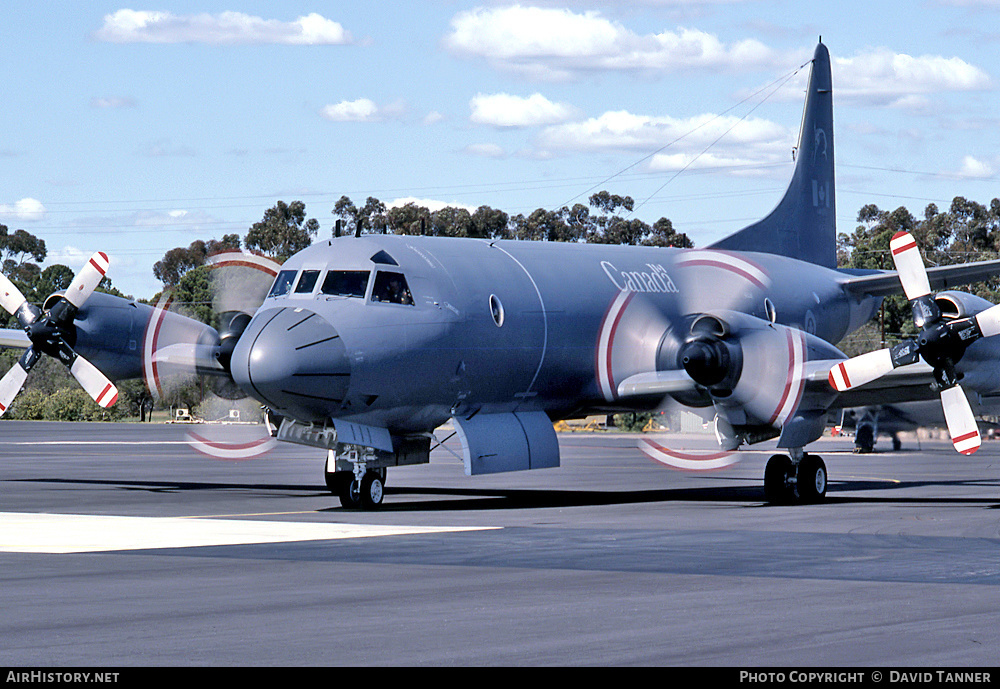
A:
<box><xmin>890</xmin><ymin>231</ymin><xmax>932</xmax><ymax>301</ymax></box>
<box><xmin>63</xmin><ymin>252</ymin><xmax>110</xmax><ymax>309</ymax></box>
<box><xmin>828</xmin><ymin>349</ymin><xmax>894</xmax><ymax>391</ymax></box>
<box><xmin>149</xmin><ymin>342</ymin><xmax>225</xmax><ymax>375</ymax></box>
<box><xmin>973</xmin><ymin>302</ymin><xmax>1000</xmax><ymax>339</ymax></box>
<box><xmin>940</xmin><ymin>385</ymin><xmax>980</xmax><ymax>455</ymax></box>
<box><xmin>0</xmin><ymin>272</ymin><xmax>28</xmax><ymax>316</ymax></box>
<box><xmin>69</xmin><ymin>355</ymin><xmax>118</xmax><ymax>408</ymax></box>
<box><xmin>0</xmin><ymin>359</ymin><xmax>28</xmax><ymax>416</ymax></box>
<box><xmin>617</xmin><ymin>370</ymin><xmax>696</xmax><ymax>397</ymax></box>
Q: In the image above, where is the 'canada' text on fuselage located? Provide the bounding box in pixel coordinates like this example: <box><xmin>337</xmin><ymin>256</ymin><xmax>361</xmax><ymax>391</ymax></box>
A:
<box><xmin>601</xmin><ymin>261</ymin><xmax>679</xmax><ymax>294</ymax></box>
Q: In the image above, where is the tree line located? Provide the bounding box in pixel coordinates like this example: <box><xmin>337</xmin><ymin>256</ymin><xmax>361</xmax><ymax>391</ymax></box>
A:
<box><xmin>836</xmin><ymin>196</ymin><xmax>1000</xmax><ymax>355</ymax></box>
<box><xmin>152</xmin><ymin>192</ymin><xmax>694</xmax><ymax>293</ymax></box>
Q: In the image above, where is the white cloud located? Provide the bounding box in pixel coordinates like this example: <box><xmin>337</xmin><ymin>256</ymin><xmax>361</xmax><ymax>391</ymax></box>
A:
<box><xmin>45</xmin><ymin>246</ymin><xmax>90</xmax><ymax>268</ymax></box>
<box><xmin>538</xmin><ymin>110</ymin><xmax>789</xmax><ymax>168</ymax></box>
<box><xmin>834</xmin><ymin>49</ymin><xmax>991</xmax><ymax>107</ymax></box>
<box><xmin>422</xmin><ymin>111</ymin><xmax>445</xmax><ymax>126</ymax></box>
<box><xmin>444</xmin><ymin>6</ymin><xmax>777</xmax><ymax>79</ymax></box>
<box><xmin>464</xmin><ymin>143</ymin><xmax>507</xmax><ymax>159</ymax></box>
<box><xmin>91</xmin><ymin>96</ymin><xmax>136</xmax><ymax>109</ymax></box>
<box><xmin>957</xmin><ymin>155</ymin><xmax>995</xmax><ymax>178</ymax></box>
<box><xmin>389</xmin><ymin>197</ymin><xmax>478</xmax><ymax>213</ymax></box>
<box><xmin>143</xmin><ymin>139</ymin><xmax>197</xmax><ymax>157</ymax></box>
<box><xmin>93</xmin><ymin>10</ymin><xmax>352</xmax><ymax>45</ymax></box>
<box><xmin>0</xmin><ymin>198</ymin><xmax>46</xmax><ymax>221</ymax></box>
<box><xmin>320</xmin><ymin>98</ymin><xmax>380</xmax><ymax>122</ymax></box>
<box><xmin>470</xmin><ymin>93</ymin><xmax>578</xmax><ymax>128</ymax></box>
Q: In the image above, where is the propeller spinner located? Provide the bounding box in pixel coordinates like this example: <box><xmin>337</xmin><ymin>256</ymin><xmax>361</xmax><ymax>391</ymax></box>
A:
<box><xmin>0</xmin><ymin>252</ymin><xmax>118</xmax><ymax>415</ymax></box>
<box><xmin>828</xmin><ymin>231</ymin><xmax>1000</xmax><ymax>454</ymax></box>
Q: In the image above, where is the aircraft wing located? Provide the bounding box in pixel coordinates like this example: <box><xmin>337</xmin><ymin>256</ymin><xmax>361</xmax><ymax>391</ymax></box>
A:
<box><xmin>0</xmin><ymin>329</ymin><xmax>29</xmax><ymax>349</ymax></box>
<box><xmin>840</xmin><ymin>257</ymin><xmax>1000</xmax><ymax>298</ymax></box>
<box><xmin>804</xmin><ymin>359</ymin><xmax>940</xmax><ymax>408</ymax></box>
<box><xmin>619</xmin><ymin>359</ymin><xmax>940</xmax><ymax>409</ymax></box>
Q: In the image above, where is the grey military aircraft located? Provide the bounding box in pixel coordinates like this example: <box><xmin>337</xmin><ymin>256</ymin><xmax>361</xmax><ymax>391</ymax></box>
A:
<box><xmin>3</xmin><ymin>41</ymin><xmax>1000</xmax><ymax>508</ymax></box>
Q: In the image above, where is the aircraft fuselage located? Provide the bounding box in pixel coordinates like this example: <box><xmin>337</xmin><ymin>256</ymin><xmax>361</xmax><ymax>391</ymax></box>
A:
<box><xmin>227</xmin><ymin>234</ymin><xmax>879</xmax><ymax>436</ymax></box>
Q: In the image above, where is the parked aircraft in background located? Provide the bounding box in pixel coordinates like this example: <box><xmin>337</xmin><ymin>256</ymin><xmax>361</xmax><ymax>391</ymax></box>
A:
<box><xmin>3</xmin><ymin>41</ymin><xmax>1000</xmax><ymax>509</ymax></box>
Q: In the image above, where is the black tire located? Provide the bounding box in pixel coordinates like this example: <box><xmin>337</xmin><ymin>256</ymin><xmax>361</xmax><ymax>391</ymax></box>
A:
<box><xmin>325</xmin><ymin>469</ymin><xmax>343</xmax><ymax>493</ymax></box>
<box><xmin>334</xmin><ymin>472</ymin><xmax>363</xmax><ymax>509</ymax></box>
<box><xmin>797</xmin><ymin>454</ymin><xmax>827</xmax><ymax>503</ymax></box>
<box><xmin>854</xmin><ymin>425</ymin><xmax>875</xmax><ymax>453</ymax></box>
<box><xmin>360</xmin><ymin>471</ymin><xmax>384</xmax><ymax>509</ymax></box>
<box><xmin>764</xmin><ymin>454</ymin><xmax>794</xmax><ymax>504</ymax></box>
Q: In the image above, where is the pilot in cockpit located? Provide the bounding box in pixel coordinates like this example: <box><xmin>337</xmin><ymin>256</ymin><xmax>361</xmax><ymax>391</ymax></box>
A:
<box><xmin>372</xmin><ymin>272</ymin><xmax>413</xmax><ymax>305</ymax></box>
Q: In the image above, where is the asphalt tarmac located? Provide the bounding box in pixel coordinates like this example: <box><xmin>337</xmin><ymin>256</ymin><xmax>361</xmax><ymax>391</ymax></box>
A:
<box><xmin>1</xmin><ymin>420</ymin><xmax>999</xmax><ymax>667</ymax></box>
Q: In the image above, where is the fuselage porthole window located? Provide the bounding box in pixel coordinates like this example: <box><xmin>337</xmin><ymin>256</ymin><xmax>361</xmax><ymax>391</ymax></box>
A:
<box><xmin>268</xmin><ymin>270</ymin><xmax>297</xmax><ymax>298</ymax></box>
<box><xmin>371</xmin><ymin>271</ymin><xmax>414</xmax><ymax>306</ymax></box>
<box><xmin>490</xmin><ymin>294</ymin><xmax>504</xmax><ymax>327</ymax></box>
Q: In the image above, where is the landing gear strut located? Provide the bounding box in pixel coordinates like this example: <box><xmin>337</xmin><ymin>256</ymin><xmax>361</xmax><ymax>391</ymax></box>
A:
<box><xmin>764</xmin><ymin>451</ymin><xmax>827</xmax><ymax>504</ymax></box>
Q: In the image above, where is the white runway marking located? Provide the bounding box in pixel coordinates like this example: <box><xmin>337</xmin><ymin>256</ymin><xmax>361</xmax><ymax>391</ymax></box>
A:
<box><xmin>0</xmin><ymin>512</ymin><xmax>497</xmax><ymax>554</ymax></box>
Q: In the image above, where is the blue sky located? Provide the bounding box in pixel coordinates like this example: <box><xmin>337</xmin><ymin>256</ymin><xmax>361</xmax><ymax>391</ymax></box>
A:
<box><xmin>1</xmin><ymin>1</ymin><xmax>998</xmax><ymax>299</ymax></box>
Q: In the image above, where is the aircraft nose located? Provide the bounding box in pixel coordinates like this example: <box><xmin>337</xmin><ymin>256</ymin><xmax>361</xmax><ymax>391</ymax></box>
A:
<box><xmin>231</xmin><ymin>308</ymin><xmax>350</xmax><ymax>421</ymax></box>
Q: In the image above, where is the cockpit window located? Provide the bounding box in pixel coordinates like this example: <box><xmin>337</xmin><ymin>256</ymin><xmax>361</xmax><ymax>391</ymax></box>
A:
<box><xmin>321</xmin><ymin>270</ymin><xmax>370</xmax><ymax>298</ymax></box>
<box><xmin>370</xmin><ymin>250</ymin><xmax>398</xmax><ymax>266</ymax></box>
<box><xmin>371</xmin><ymin>271</ymin><xmax>414</xmax><ymax>305</ymax></box>
<box><xmin>294</xmin><ymin>270</ymin><xmax>320</xmax><ymax>294</ymax></box>
<box><xmin>268</xmin><ymin>270</ymin><xmax>297</xmax><ymax>297</ymax></box>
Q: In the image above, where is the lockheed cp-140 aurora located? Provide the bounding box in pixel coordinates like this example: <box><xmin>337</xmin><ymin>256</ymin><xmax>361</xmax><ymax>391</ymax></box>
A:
<box><xmin>4</xmin><ymin>41</ymin><xmax>1000</xmax><ymax>509</ymax></box>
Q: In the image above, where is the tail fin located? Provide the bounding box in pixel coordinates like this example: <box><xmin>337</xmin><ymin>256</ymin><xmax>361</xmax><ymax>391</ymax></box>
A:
<box><xmin>710</xmin><ymin>41</ymin><xmax>835</xmax><ymax>268</ymax></box>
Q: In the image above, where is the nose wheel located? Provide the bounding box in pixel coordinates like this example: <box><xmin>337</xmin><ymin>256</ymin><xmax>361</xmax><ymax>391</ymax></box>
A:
<box><xmin>764</xmin><ymin>453</ymin><xmax>826</xmax><ymax>504</ymax></box>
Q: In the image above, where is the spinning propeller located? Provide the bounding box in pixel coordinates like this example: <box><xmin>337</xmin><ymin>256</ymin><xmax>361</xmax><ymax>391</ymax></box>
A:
<box><xmin>0</xmin><ymin>252</ymin><xmax>118</xmax><ymax>415</ymax></box>
<box><xmin>828</xmin><ymin>231</ymin><xmax>1000</xmax><ymax>455</ymax></box>
<box><xmin>608</xmin><ymin>251</ymin><xmax>837</xmax><ymax>470</ymax></box>
<box><xmin>144</xmin><ymin>250</ymin><xmax>281</xmax><ymax>459</ymax></box>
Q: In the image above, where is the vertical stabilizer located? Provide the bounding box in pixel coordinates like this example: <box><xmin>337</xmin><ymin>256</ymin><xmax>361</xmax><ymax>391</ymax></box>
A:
<box><xmin>710</xmin><ymin>41</ymin><xmax>835</xmax><ymax>268</ymax></box>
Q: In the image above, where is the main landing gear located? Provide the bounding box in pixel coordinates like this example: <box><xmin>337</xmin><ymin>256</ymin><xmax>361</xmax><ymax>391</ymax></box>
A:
<box><xmin>763</xmin><ymin>450</ymin><xmax>827</xmax><ymax>504</ymax></box>
<box><xmin>327</xmin><ymin>467</ymin><xmax>387</xmax><ymax>509</ymax></box>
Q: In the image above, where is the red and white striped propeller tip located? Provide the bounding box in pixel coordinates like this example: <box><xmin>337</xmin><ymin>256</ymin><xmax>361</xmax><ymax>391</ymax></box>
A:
<box><xmin>889</xmin><ymin>231</ymin><xmax>931</xmax><ymax>302</ymax></box>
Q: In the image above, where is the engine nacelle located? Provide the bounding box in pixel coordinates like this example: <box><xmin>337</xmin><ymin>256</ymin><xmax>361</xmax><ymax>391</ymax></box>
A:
<box><xmin>934</xmin><ymin>291</ymin><xmax>996</xmax><ymax>320</ymax></box>
<box><xmin>677</xmin><ymin>310</ymin><xmax>843</xmax><ymax>440</ymax></box>
<box><xmin>72</xmin><ymin>291</ymin><xmax>220</xmax><ymax>387</ymax></box>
